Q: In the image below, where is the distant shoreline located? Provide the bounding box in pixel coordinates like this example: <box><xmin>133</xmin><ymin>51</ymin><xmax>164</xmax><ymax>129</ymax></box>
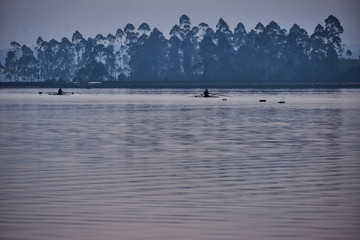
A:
<box><xmin>1</xmin><ymin>81</ymin><xmax>360</xmax><ymax>89</ymax></box>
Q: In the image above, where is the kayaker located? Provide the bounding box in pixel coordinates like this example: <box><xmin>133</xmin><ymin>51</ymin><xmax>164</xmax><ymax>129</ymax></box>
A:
<box><xmin>204</xmin><ymin>89</ymin><xmax>209</xmax><ymax>97</ymax></box>
<box><xmin>58</xmin><ymin>88</ymin><xmax>63</xmax><ymax>95</ymax></box>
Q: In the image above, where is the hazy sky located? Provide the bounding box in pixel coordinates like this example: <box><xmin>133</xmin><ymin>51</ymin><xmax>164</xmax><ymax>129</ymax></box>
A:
<box><xmin>1</xmin><ymin>0</ymin><xmax>360</xmax><ymax>50</ymax></box>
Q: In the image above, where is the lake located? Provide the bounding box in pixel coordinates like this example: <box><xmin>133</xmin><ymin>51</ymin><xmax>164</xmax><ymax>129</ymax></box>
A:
<box><xmin>0</xmin><ymin>88</ymin><xmax>360</xmax><ymax>240</ymax></box>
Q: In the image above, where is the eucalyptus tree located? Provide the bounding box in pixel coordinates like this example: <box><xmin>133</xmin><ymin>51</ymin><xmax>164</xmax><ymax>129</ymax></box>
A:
<box><xmin>198</xmin><ymin>22</ymin><xmax>210</xmax><ymax>41</ymax></box>
<box><xmin>214</xmin><ymin>18</ymin><xmax>235</xmax><ymax>80</ymax></box>
<box><xmin>259</xmin><ymin>21</ymin><xmax>287</xmax><ymax>80</ymax></box>
<box><xmin>169</xmin><ymin>24</ymin><xmax>182</xmax><ymax>40</ymax></box>
<box><xmin>233</xmin><ymin>23</ymin><xmax>250</xmax><ymax>80</ymax></box>
<box><xmin>115</xmin><ymin>28</ymin><xmax>126</xmax><ymax>77</ymax></box>
<box><xmin>215</xmin><ymin>18</ymin><xmax>233</xmax><ymax>44</ymax></box>
<box><xmin>35</xmin><ymin>37</ymin><xmax>45</xmax><ymax>81</ymax></box>
<box><xmin>322</xmin><ymin>15</ymin><xmax>344</xmax><ymax>80</ymax></box>
<box><xmin>179</xmin><ymin>15</ymin><xmax>191</xmax><ymax>40</ymax></box>
<box><xmin>130</xmin><ymin>28</ymin><xmax>167</xmax><ymax>81</ymax></box>
<box><xmin>39</xmin><ymin>39</ymin><xmax>63</xmax><ymax>81</ymax></box>
<box><xmin>4</xmin><ymin>42</ymin><xmax>22</xmax><ymax>81</ymax></box>
<box><xmin>283</xmin><ymin>24</ymin><xmax>310</xmax><ymax>81</ymax></box>
<box><xmin>310</xmin><ymin>24</ymin><xmax>327</xmax><ymax>61</ymax></box>
<box><xmin>10</xmin><ymin>41</ymin><xmax>22</xmax><ymax>58</ymax></box>
<box><xmin>53</xmin><ymin>37</ymin><xmax>75</xmax><ymax>81</ymax></box>
<box><xmin>324</xmin><ymin>15</ymin><xmax>344</xmax><ymax>61</ymax></box>
<box><xmin>216</xmin><ymin>36</ymin><xmax>235</xmax><ymax>81</ymax></box>
<box><xmin>199</xmin><ymin>33</ymin><xmax>217</xmax><ymax>81</ymax></box>
<box><xmin>310</xmin><ymin>24</ymin><xmax>328</xmax><ymax>80</ymax></box>
<box><xmin>167</xmin><ymin>27</ymin><xmax>182</xmax><ymax>80</ymax></box>
<box><xmin>124</xmin><ymin>23</ymin><xmax>138</xmax><ymax>45</ymax></box>
<box><xmin>137</xmin><ymin>23</ymin><xmax>151</xmax><ymax>51</ymax></box>
<box><xmin>233</xmin><ymin>23</ymin><xmax>247</xmax><ymax>50</ymax></box>
<box><xmin>5</xmin><ymin>50</ymin><xmax>18</xmax><ymax>81</ymax></box>
<box><xmin>177</xmin><ymin>15</ymin><xmax>202</xmax><ymax>80</ymax></box>
<box><xmin>17</xmin><ymin>45</ymin><xmax>38</xmax><ymax>82</ymax></box>
<box><xmin>124</xmin><ymin>23</ymin><xmax>139</xmax><ymax>77</ymax></box>
<box><xmin>71</xmin><ymin>31</ymin><xmax>86</xmax><ymax>69</ymax></box>
<box><xmin>115</xmin><ymin>28</ymin><xmax>125</xmax><ymax>42</ymax></box>
<box><xmin>251</xmin><ymin>22</ymin><xmax>266</xmax><ymax>74</ymax></box>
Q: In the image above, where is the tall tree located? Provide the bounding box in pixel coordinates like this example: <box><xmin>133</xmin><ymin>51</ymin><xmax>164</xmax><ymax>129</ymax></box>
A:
<box><xmin>215</xmin><ymin>18</ymin><xmax>233</xmax><ymax>44</ymax></box>
<box><xmin>114</xmin><ymin>28</ymin><xmax>126</xmax><ymax>77</ymax></box>
<box><xmin>324</xmin><ymin>15</ymin><xmax>344</xmax><ymax>56</ymax></box>
<box><xmin>130</xmin><ymin>28</ymin><xmax>167</xmax><ymax>81</ymax></box>
<box><xmin>261</xmin><ymin>21</ymin><xmax>287</xmax><ymax>80</ymax></box>
<box><xmin>199</xmin><ymin>34</ymin><xmax>217</xmax><ymax>81</ymax></box>
<box><xmin>216</xmin><ymin>36</ymin><xmax>234</xmax><ymax>81</ymax></box>
<box><xmin>233</xmin><ymin>22</ymin><xmax>247</xmax><ymax>50</ymax></box>
<box><xmin>283</xmin><ymin>24</ymin><xmax>310</xmax><ymax>81</ymax></box>
<box><xmin>179</xmin><ymin>15</ymin><xmax>191</xmax><ymax>39</ymax></box>
<box><xmin>17</xmin><ymin>45</ymin><xmax>38</xmax><ymax>82</ymax></box>
<box><xmin>72</xmin><ymin>31</ymin><xmax>86</xmax><ymax>70</ymax></box>
<box><xmin>124</xmin><ymin>23</ymin><xmax>138</xmax><ymax>77</ymax></box>
<box><xmin>5</xmin><ymin>51</ymin><xmax>18</xmax><ymax>81</ymax></box>
<box><xmin>310</xmin><ymin>24</ymin><xmax>329</xmax><ymax>80</ymax></box>
<box><xmin>167</xmin><ymin>34</ymin><xmax>182</xmax><ymax>80</ymax></box>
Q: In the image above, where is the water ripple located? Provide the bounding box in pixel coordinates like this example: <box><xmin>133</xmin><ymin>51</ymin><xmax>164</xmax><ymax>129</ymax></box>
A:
<box><xmin>1</xmin><ymin>88</ymin><xmax>360</xmax><ymax>240</ymax></box>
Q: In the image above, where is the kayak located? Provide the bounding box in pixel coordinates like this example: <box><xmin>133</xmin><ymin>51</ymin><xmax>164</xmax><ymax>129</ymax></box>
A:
<box><xmin>48</xmin><ymin>92</ymin><xmax>73</xmax><ymax>95</ymax></box>
<box><xmin>39</xmin><ymin>92</ymin><xmax>74</xmax><ymax>95</ymax></box>
<box><xmin>194</xmin><ymin>94</ymin><xmax>219</xmax><ymax>98</ymax></box>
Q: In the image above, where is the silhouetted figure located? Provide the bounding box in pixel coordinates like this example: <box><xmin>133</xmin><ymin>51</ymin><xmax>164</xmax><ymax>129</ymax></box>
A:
<box><xmin>58</xmin><ymin>88</ymin><xmax>63</xmax><ymax>95</ymax></box>
<box><xmin>204</xmin><ymin>89</ymin><xmax>210</xmax><ymax>97</ymax></box>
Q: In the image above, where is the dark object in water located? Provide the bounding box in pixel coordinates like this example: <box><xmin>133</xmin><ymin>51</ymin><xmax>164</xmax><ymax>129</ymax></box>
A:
<box><xmin>39</xmin><ymin>91</ymin><xmax>74</xmax><ymax>95</ymax></box>
<box><xmin>194</xmin><ymin>94</ymin><xmax>219</xmax><ymax>98</ymax></box>
<box><xmin>48</xmin><ymin>92</ymin><xmax>74</xmax><ymax>95</ymax></box>
<box><xmin>259</xmin><ymin>99</ymin><xmax>266</xmax><ymax>102</ymax></box>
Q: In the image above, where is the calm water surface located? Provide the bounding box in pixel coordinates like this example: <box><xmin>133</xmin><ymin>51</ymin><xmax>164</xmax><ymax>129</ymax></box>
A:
<box><xmin>0</xmin><ymin>88</ymin><xmax>360</xmax><ymax>240</ymax></box>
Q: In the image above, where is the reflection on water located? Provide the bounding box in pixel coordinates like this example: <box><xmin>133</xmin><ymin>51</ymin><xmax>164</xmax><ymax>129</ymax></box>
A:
<box><xmin>0</xmin><ymin>88</ymin><xmax>360</xmax><ymax>240</ymax></box>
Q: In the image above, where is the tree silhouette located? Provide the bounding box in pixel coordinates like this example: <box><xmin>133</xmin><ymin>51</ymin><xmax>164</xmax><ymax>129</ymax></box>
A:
<box><xmin>346</xmin><ymin>49</ymin><xmax>352</xmax><ymax>59</ymax></box>
<box><xmin>1</xmin><ymin>14</ymin><xmax>354</xmax><ymax>83</ymax></box>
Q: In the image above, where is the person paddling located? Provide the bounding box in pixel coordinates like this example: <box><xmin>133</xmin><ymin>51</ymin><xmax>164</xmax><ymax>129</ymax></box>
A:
<box><xmin>58</xmin><ymin>88</ymin><xmax>63</xmax><ymax>95</ymax></box>
<box><xmin>204</xmin><ymin>89</ymin><xmax>210</xmax><ymax>97</ymax></box>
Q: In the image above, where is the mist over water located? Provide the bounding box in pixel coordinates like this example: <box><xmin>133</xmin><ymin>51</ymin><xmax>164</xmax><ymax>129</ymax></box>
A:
<box><xmin>1</xmin><ymin>88</ymin><xmax>360</xmax><ymax>240</ymax></box>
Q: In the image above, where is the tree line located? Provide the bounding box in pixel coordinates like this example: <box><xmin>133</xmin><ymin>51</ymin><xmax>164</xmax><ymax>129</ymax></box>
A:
<box><xmin>1</xmin><ymin>15</ymin><xmax>357</xmax><ymax>83</ymax></box>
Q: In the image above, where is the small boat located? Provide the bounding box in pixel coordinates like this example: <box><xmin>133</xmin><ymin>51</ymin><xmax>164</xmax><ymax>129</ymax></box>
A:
<box><xmin>39</xmin><ymin>92</ymin><xmax>74</xmax><ymax>95</ymax></box>
<box><xmin>259</xmin><ymin>99</ymin><xmax>266</xmax><ymax>102</ymax></box>
<box><xmin>278</xmin><ymin>97</ymin><xmax>285</xmax><ymax>103</ymax></box>
<box><xmin>194</xmin><ymin>94</ymin><xmax>219</xmax><ymax>98</ymax></box>
<box><xmin>48</xmin><ymin>92</ymin><xmax>74</xmax><ymax>95</ymax></box>
<box><xmin>193</xmin><ymin>89</ymin><xmax>229</xmax><ymax>99</ymax></box>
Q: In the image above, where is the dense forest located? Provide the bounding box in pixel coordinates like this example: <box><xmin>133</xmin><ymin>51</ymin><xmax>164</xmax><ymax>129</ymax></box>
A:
<box><xmin>0</xmin><ymin>15</ymin><xmax>359</xmax><ymax>83</ymax></box>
